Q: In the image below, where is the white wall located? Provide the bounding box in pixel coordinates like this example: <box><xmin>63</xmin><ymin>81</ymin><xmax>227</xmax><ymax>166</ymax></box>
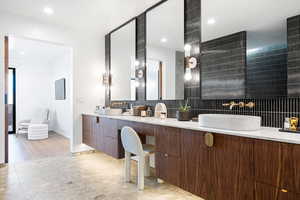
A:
<box><xmin>50</xmin><ymin>51</ymin><xmax>73</xmax><ymax>138</ymax></box>
<box><xmin>0</xmin><ymin>34</ymin><xmax>5</xmax><ymax>164</ymax></box>
<box><xmin>15</xmin><ymin>60</ymin><xmax>52</xmax><ymax>124</ymax></box>
<box><xmin>0</xmin><ymin>12</ymin><xmax>105</xmax><ymax>163</ymax></box>
<box><xmin>14</xmin><ymin>44</ymin><xmax>72</xmax><ymax>139</ymax></box>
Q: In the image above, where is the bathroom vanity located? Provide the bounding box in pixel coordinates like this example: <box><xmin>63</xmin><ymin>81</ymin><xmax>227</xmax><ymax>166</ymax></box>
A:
<box><xmin>82</xmin><ymin>113</ymin><xmax>300</xmax><ymax>200</ymax></box>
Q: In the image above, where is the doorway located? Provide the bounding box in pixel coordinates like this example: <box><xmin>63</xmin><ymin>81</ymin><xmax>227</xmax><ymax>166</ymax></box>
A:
<box><xmin>4</xmin><ymin>36</ymin><xmax>73</xmax><ymax>163</ymax></box>
<box><xmin>8</xmin><ymin>67</ymin><xmax>16</xmax><ymax>134</ymax></box>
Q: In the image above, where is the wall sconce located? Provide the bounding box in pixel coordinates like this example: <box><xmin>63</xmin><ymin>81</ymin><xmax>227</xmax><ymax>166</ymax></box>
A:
<box><xmin>184</xmin><ymin>68</ymin><xmax>192</xmax><ymax>81</ymax></box>
<box><xmin>184</xmin><ymin>44</ymin><xmax>197</xmax><ymax>81</ymax></box>
<box><xmin>137</xmin><ymin>69</ymin><xmax>144</xmax><ymax>79</ymax></box>
<box><xmin>102</xmin><ymin>72</ymin><xmax>111</xmax><ymax>86</ymax></box>
<box><xmin>184</xmin><ymin>44</ymin><xmax>197</xmax><ymax>69</ymax></box>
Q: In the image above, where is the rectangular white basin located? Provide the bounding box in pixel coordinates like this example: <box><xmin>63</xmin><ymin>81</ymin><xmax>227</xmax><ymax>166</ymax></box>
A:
<box><xmin>198</xmin><ymin>114</ymin><xmax>261</xmax><ymax>131</ymax></box>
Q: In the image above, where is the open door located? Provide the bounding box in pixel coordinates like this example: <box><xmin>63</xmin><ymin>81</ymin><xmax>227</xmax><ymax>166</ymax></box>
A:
<box><xmin>4</xmin><ymin>36</ymin><xmax>9</xmax><ymax>163</ymax></box>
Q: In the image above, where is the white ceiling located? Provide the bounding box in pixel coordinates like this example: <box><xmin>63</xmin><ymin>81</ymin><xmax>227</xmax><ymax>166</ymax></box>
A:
<box><xmin>202</xmin><ymin>0</ymin><xmax>300</xmax><ymax>49</ymax></box>
<box><xmin>0</xmin><ymin>0</ymin><xmax>160</xmax><ymax>36</ymax></box>
<box><xmin>9</xmin><ymin>36</ymin><xmax>70</xmax><ymax>68</ymax></box>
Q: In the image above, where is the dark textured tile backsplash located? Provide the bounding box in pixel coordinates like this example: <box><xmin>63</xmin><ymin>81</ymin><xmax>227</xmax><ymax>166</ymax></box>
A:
<box><xmin>106</xmin><ymin>0</ymin><xmax>300</xmax><ymax>129</ymax></box>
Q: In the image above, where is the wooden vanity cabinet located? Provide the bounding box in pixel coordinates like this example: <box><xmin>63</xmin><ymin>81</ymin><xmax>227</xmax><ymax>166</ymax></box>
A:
<box><xmin>155</xmin><ymin>126</ymin><xmax>182</xmax><ymax>187</ymax></box>
<box><xmin>180</xmin><ymin>130</ymin><xmax>254</xmax><ymax>200</ymax></box>
<box><xmin>208</xmin><ymin>134</ymin><xmax>254</xmax><ymax>200</ymax></box>
<box><xmin>180</xmin><ymin>129</ymin><xmax>212</xmax><ymax>199</ymax></box>
<box><xmin>82</xmin><ymin>115</ymin><xmax>300</xmax><ymax>200</ymax></box>
<box><xmin>82</xmin><ymin>115</ymin><xmax>124</xmax><ymax>159</ymax></box>
<box><xmin>255</xmin><ymin>182</ymin><xmax>300</xmax><ymax>200</ymax></box>
<box><xmin>254</xmin><ymin>139</ymin><xmax>300</xmax><ymax>198</ymax></box>
<box><xmin>82</xmin><ymin>115</ymin><xmax>97</xmax><ymax>149</ymax></box>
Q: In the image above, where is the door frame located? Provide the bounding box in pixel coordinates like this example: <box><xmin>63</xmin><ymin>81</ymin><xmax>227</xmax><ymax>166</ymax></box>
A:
<box><xmin>4</xmin><ymin>36</ymin><xmax>9</xmax><ymax>163</ymax></box>
<box><xmin>8</xmin><ymin>67</ymin><xmax>16</xmax><ymax>134</ymax></box>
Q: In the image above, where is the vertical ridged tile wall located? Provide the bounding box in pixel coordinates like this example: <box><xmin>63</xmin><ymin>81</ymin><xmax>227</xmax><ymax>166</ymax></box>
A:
<box><xmin>201</xmin><ymin>32</ymin><xmax>246</xmax><ymax>99</ymax></box>
<box><xmin>247</xmin><ymin>45</ymin><xmax>287</xmax><ymax>97</ymax></box>
<box><xmin>106</xmin><ymin>0</ymin><xmax>300</xmax><ymax>128</ymax></box>
<box><xmin>288</xmin><ymin>15</ymin><xmax>300</xmax><ymax>96</ymax></box>
<box><xmin>184</xmin><ymin>0</ymin><xmax>201</xmax><ymax>101</ymax></box>
<box><xmin>135</xmin><ymin>14</ymin><xmax>147</xmax><ymax>100</ymax></box>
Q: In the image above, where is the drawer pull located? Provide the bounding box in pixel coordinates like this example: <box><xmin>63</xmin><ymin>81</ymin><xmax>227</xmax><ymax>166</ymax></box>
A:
<box><xmin>164</xmin><ymin>153</ymin><xmax>168</xmax><ymax>157</ymax></box>
<box><xmin>281</xmin><ymin>189</ymin><xmax>288</xmax><ymax>193</ymax></box>
<box><xmin>205</xmin><ymin>133</ymin><xmax>214</xmax><ymax>147</ymax></box>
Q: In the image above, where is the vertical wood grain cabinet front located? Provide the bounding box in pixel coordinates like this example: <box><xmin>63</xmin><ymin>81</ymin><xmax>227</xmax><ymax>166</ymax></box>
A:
<box><xmin>82</xmin><ymin>115</ymin><xmax>123</xmax><ymax>159</ymax></box>
<box><xmin>82</xmin><ymin>115</ymin><xmax>300</xmax><ymax>200</ymax></box>
<box><xmin>155</xmin><ymin>126</ymin><xmax>182</xmax><ymax>187</ymax></box>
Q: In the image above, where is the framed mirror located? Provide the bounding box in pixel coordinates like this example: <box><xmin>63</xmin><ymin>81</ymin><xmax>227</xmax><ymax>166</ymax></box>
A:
<box><xmin>146</xmin><ymin>0</ymin><xmax>185</xmax><ymax>100</ymax></box>
<box><xmin>201</xmin><ymin>0</ymin><xmax>300</xmax><ymax>99</ymax></box>
<box><xmin>110</xmin><ymin>20</ymin><xmax>136</xmax><ymax>101</ymax></box>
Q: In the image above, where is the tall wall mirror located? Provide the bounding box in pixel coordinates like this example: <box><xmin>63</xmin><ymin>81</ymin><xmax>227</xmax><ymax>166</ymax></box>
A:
<box><xmin>146</xmin><ymin>0</ymin><xmax>185</xmax><ymax>100</ymax></box>
<box><xmin>110</xmin><ymin>20</ymin><xmax>136</xmax><ymax>101</ymax></box>
<box><xmin>201</xmin><ymin>0</ymin><xmax>300</xmax><ymax>99</ymax></box>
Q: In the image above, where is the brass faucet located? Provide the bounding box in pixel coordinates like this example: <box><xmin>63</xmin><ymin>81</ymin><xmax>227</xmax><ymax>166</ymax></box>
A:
<box><xmin>222</xmin><ymin>101</ymin><xmax>255</xmax><ymax>110</ymax></box>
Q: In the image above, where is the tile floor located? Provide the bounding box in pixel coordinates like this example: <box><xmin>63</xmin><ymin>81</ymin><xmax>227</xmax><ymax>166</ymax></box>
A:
<box><xmin>0</xmin><ymin>152</ymin><xmax>203</xmax><ymax>200</ymax></box>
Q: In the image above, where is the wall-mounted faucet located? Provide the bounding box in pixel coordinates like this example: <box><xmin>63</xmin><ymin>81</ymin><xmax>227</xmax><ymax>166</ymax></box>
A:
<box><xmin>222</xmin><ymin>101</ymin><xmax>255</xmax><ymax>110</ymax></box>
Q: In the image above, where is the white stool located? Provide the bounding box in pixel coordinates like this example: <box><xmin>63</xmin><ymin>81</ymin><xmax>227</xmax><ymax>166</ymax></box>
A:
<box><xmin>28</xmin><ymin>124</ymin><xmax>49</xmax><ymax>140</ymax></box>
<box><xmin>121</xmin><ymin>126</ymin><xmax>155</xmax><ymax>190</ymax></box>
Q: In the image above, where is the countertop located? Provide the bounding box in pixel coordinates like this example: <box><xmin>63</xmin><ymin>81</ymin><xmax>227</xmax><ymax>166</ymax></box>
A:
<box><xmin>83</xmin><ymin>113</ymin><xmax>300</xmax><ymax>145</ymax></box>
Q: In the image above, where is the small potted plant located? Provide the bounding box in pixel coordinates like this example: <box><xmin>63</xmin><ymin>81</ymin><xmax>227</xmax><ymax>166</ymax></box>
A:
<box><xmin>176</xmin><ymin>100</ymin><xmax>191</xmax><ymax>121</ymax></box>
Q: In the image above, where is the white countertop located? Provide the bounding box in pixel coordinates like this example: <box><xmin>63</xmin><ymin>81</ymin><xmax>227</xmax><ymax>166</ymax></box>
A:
<box><xmin>83</xmin><ymin>113</ymin><xmax>300</xmax><ymax>145</ymax></box>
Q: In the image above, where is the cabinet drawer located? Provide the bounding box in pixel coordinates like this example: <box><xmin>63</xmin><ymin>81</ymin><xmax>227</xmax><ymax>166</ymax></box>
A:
<box><xmin>155</xmin><ymin>126</ymin><xmax>181</xmax><ymax>157</ymax></box>
<box><xmin>156</xmin><ymin>152</ymin><xmax>181</xmax><ymax>187</ymax></box>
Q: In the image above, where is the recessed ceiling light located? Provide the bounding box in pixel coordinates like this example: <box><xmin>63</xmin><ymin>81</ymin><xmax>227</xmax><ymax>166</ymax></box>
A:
<box><xmin>207</xmin><ymin>18</ymin><xmax>216</xmax><ymax>25</ymax></box>
<box><xmin>20</xmin><ymin>51</ymin><xmax>25</xmax><ymax>55</ymax></box>
<box><xmin>160</xmin><ymin>37</ymin><xmax>167</xmax><ymax>43</ymax></box>
<box><xmin>43</xmin><ymin>7</ymin><xmax>54</xmax><ymax>15</ymax></box>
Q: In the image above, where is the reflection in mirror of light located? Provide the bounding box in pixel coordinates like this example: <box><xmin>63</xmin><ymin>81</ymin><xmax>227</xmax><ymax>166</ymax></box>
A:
<box><xmin>184</xmin><ymin>68</ymin><xmax>192</xmax><ymax>81</ymax></box>
<box><xmin>134</xmin><ymin>60</ymin><xmax>140</xmax><ymax>67</ymax></box>
<box><xmin>184</xmin><ymin>44</ymin><xmax>191</xmax><ymax>57</ymax></box>
<box><xmin>247</xmin><ymin>48</ymin><xmax>261</xmax><ymax>55</ymax></box>
<box><xmin>160</xmin><ymin>37</ymin><xmax>167</xmax><ymax>43</ymax></box>
<box><xmin>207</xmin><ymin>18</ymin><xmax>216</xmax><ymax>25</ymax></box>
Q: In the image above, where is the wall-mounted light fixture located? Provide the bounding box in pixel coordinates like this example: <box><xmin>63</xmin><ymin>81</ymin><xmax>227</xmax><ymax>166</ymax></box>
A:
<box><xmin>102</xmin><ymin>72</ymin><xmax>111</xmax><ymax>86</ymax></box>
<box><xmin>184</xmin><ymin>44</ymin><xmax>197</xmax><ymax>81</ymax></box>
<box><xmin>137</xmin><ymin>69</ymin><xmax>144</xmax><ymax>79</ymax></box>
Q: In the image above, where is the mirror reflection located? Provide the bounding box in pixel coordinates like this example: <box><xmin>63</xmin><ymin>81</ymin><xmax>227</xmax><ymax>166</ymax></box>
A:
<box><xmin>110</xmin><ymin>20</ymin><xmax>136</xmax><ymax>101</ymax></box>
<box><xmin>146</xmin><ymin>0</ymin><xmax>185</xmax><ymax>100</ymax></box>
<box><xmin>201</xmin><ymin>0</ymin><xmax>300</xmax><ymax>99</ymax></box>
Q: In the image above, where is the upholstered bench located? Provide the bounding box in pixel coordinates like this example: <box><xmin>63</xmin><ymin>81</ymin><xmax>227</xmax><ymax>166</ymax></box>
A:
<box><xmin>28</xmin><ymin>124</ymin><xmax>49</xmax><ymax>140</ymax></box>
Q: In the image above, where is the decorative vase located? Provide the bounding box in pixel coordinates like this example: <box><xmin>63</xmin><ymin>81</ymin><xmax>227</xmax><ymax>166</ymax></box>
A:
<box><xmin>176</xmin><ymin>111</ymin><xmax>190</xmax><ymax>121</ymax></box>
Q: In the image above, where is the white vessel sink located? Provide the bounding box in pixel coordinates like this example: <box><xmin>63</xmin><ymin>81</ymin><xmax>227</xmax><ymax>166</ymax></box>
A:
<box><xmin>198</xmin><ymin>114</ymin><xmax>261</xmax><ymax>131</ymax></box>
